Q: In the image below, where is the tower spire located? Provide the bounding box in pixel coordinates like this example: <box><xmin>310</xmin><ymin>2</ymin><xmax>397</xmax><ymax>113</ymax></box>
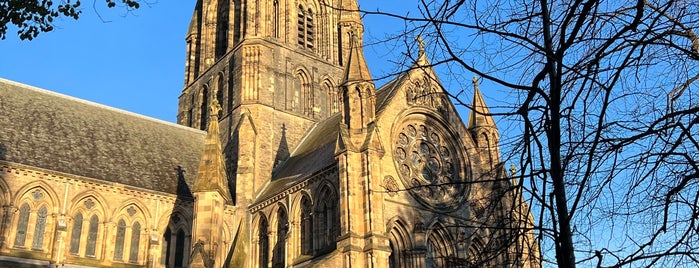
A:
<box><xmin>342</xmin><ymin>30</ymin><xmax>372</xmax><ymax>85</ymax></box>
<box><xmin>192</xmin><ymin>98</ymin><xmax>232</xmax><ymax>202</ymax></box>
<box><xmin>468</xmin><ymin>76</ymin><xmax>496</xmax><ymax>129</ymax></box>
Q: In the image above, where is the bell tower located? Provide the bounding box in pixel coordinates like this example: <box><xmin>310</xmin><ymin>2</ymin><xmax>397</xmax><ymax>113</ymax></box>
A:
<box><xmin>177</xmin><ymin>0</ymin><xmax>363</xmax><ymax>205</ymax></box>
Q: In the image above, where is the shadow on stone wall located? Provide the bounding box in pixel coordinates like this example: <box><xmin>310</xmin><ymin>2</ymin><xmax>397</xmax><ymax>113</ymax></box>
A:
<box><xmin>156</xmin><ymin>166</ymin><xmax>195</xmax><ymax>268</ymax></box>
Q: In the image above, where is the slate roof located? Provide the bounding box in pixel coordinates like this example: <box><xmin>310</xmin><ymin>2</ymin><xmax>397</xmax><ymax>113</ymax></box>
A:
<box><xmin>254</xmin><ymin>74</ymin><xmax>410</xmax><ymax>203</ymax></box>
<box><xmin>0</xmin><ymin>79</ymin><xmax>206</xmax><ymax>195</ymax></box>
<box><xmin>255</xmin><ymin>114</ymin><xmax>342</xmax><ymax>202</ymax></box>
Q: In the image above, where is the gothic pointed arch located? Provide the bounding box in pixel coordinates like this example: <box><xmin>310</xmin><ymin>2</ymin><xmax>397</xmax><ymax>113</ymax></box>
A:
<box><xmin>111</xmin><ymin>198</ymin><xmax>152</xmax><ymax>223</ymax></box>
<box><xmin>289</xmin><ymin>68</ymin><xmax>311</xmax><ymax>115</ymax></box>
<box><xmin>12</xmin><ymin>181</ymin><xmax>59</xmax><ymax>212</ymax></box>
<box><xmin>387</xmin><ymin>217</ymin><xmax>413</xmax><ymax>268</ymax></box>
<box><xmin>322</xmin><ymin>78</ymin><xmax>340</xmax><ymax>114</ymax></box>
<box><xmin>159</xmin><ymin>210</ymin><xmax>192</xmax><ymax>268</ymax></box>
<box><xmin>299</xmin><ymin>193</ymin><xmax>313</xmax><ymax>255</ymax></box>
<box><xmin>256</xmin><ymin>212</ymin><xmax>270</xmax><ymax>268</ymax></box>
<box><xmin>314</xmin><ymin>182</ymin><xmax>338</xmax><ymax>252</ymax></box>
<box><xmin>272</xmin><ymin>204</ymin><xmax>289</xmax><ymax>268</ymax></box>
<box><xmin>11</xmin><ymin>184</ymin><xmax>57</xmax><ymax>251</ymax></box>
<box><xmin>425</xmin><ymin>223</ymin><xmax>456</xmax><ymax>268</ymax></box>
<box><xmin>114</xmin><ymin>219</ymin><xmax>127</xmax><ymax>261</ymax></box>
<box><xmin>216</xmin><ymin>71</ymin><xmax>226</xmax><ymax>112</ymax></box>
<box><xmin>111</xmin><ymin>200</ymin><xmax>149</xmax><ymax>264</ymax></box>
<box><xmin>215</xmin><ymin>0</ymin><xmax>230</xmax><ymax>60</ymax></box>
<box><xmin>200</xmin><ymin>85</ymin><xmax>210</xmax><ymax>130</ymax></box>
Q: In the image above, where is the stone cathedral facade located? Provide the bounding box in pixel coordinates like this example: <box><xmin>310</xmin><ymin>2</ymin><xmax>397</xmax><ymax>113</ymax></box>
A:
<box><xmin>0</xmin><ymin>0</ymin><xmax>539</xmax><ymax>268</ymax></box>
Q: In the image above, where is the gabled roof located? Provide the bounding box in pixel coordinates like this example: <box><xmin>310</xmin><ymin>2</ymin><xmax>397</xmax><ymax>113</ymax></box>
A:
<box><xmin>0</xmin><ymin>79</ymin><xmax>205</xmax><ymax>195</ymax></box>
<box><xmin>254</xmin><ymin>114</ymin><xmax>341</xmax><ymax>202</ymax></box>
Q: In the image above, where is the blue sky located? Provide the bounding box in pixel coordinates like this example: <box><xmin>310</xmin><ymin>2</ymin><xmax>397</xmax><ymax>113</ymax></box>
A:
<box><xmin>0</xmin><ymin>1</ymin><xmax>426</xmax><ymax>123</ymax></box>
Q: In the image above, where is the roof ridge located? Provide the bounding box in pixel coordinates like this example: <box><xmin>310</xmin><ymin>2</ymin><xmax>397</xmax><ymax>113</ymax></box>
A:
<box><xmin>0</xmin><ymin>78</ymin><xmax>205</xmax><ymax>134</ymax></box>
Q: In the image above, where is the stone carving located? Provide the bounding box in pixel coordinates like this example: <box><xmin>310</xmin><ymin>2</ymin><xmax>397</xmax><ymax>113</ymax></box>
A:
<box><xmin>127</xmin><ymin>206</ymin><xmax>137</xmax><ymax>217</ymax></box>
<box><xmin>405</xmin><ymin>81</ymin><xmax>450</xmax><ymax>121</ymax></box>
<box><xmin>84</xmin><ymin>198</ymin><xmax>95</xmax><ymax>209</ymax></box>
<box><xmin>31</xmin><ymin>189</ymin><xmax>44</xmax><ymax>201</ymax></box>
<box><xmin>383</xmin><ymin>175</ymin><xmax>399</xmax><ymax>197</ymax></box>
<box><xmin>393</xmin><ymin>120</ymin><xmax>468</xmax><ymax>211</ymax></box>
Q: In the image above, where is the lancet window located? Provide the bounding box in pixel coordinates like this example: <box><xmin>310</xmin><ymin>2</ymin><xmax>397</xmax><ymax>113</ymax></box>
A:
<box><xmin>258</xmin><ymin>215</ymin><xmax>269</xmax><ymax>268</ymax></box>
<box><xmin>300</xmin><ymin>196</ymin><xmax>313</xmax><ymax>255</ymax></box>
<box><xmin>297</xmin><ymin>5</ymin><xmax>314</xmax><ymax>49</ymax></box>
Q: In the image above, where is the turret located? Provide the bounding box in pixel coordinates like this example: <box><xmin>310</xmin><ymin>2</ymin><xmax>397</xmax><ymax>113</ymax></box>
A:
<box><xmin>340</xmin><ymin>31</ymin><xmax>375</xmax><ymax>146</ymax></box>
<box><xmin>468</xmin><ymin>77</ymin><xmax>501</xmax><ymax>168</ymax></box>
<box><xmin>190</xmin><ymin>99</ymin><xmax>231</xmax><ymax>268</ymax></box>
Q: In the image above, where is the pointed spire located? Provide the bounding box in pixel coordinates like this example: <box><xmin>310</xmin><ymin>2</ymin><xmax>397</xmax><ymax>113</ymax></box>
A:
<box><xmin>468</xmin><ymin>76</ymin><xmax>496</xmax><ymax>129</ymax></box>
<box><xmin>192</xmin><ymin>99</ymin><xmax>232</xmax><ymax>201</ymax></box>
<box><xmin>342</xmin><ymin>29</ymin><xmax>372</xmax><ymax>85</ymax></box>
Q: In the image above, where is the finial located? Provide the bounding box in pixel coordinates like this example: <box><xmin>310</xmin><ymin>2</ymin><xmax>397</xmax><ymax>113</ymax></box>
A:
<box><xmin>417</xmin><ymin>34</ymin><xmax>426</xmax><ymax>56</ymax></box>
<box><xmin>472</xmin><ymin>76</ymin><xmax>480</xmax><ymax>91</ymax></box>
<box><xmin>209</xmin><ymin>98</ymin><xmax>222</xmax><ymax>119</ymax></box>
<box><xmin>509</xmin><ymin>164</ymin><xmax>517</xmax><ymax>177</ymax></box>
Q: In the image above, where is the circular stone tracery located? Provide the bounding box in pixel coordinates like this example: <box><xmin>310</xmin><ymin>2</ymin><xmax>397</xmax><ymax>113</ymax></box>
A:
<box><xmin>393</xmin><ymin>119</ymin><xmax>468</xmax><ymax>211</ymax></box>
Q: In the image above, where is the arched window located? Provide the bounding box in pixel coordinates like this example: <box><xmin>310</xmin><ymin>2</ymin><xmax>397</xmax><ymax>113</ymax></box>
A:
<box><xmin>13</xmin><ymin>203</ymin><xmax>30</xmax><ymax>247</ymax></box>
<box><xmin>162</xmin><ymin>225</ymin><xmax>188</xmax><ymax>267</ymax></box>
<box><xmin>258</xmin><ymin>215</ymin><xmax>269</xmax><ymax>268</ymax></box>
<box><xmin>316</xmin><ymin>186</ymin><xmax>337</xmax><ymax>251</ymax></box>
<box><xmin>297</xmin><ymin>5</ymin><xmax>314</xmax><ymax>49</ymax></box>
<box><xmin>129</xmin><ymin>222</ymin><xmax>141</xmax><ymax>263</ymax></box>
<box><xmin>86</xmin><ymin>215</ymin><xmax>99</xmax><ymax>257</ymax></box>
<box><xmin>388</xmin><ymin>221</ymin><xmax>411</xmax><ymax>268</ymax></box>
<box><xmin>272</xmin><ymin>0</ymin><xmax>279</xmax><ymax>38</ymax></box>
<box><xmin>114</xmin><ymin>219</ymin><xmax>126</xmax><ymax>260</ymax></box>
<box><xmin>215</xmin><ymin>0</ymin><xmax>230</xmax><ymax>59</ymax></box>
<box><xmin>200</xmin><ymin>86</ymin><xmax>209</xmax><ymax>130</ymax></box>
<box><xmin>389</xmin><ymin>241</ymin><xmax>397</xmax><ymax>268</ymax></box>
<box><xmin>300</xmin><ymin>196</ymin><xmax>313</xmax><ymax>255</ymax></box>
<box><xmin>175</xmin><ymin>229</ymin><xmax>186</xmax><ymax>267</ymax></box>
<box><xmin>426</xmin><ymin>227</ymin><xmax>455</xmax><ymax>268</ymax></box>
<box><xmin>273</xmin><ymin>207</ymin><xmax>288</xmax><ymax>268</ymax></box>
<box><xmin>70</xmin><ymin>212</ymin><xmax>83</xmax><ymax>255</ymax></box>
<box><xmin>161</xmin><ymin>228</ymin><xmax>171</xmax><ymax>265</ymax></box>
<box><xmin>305</xmin><ymin>9</ymin><xmax>314</xmax><ymax>49</ymax></box>
<box><xmin>217</xmin><ymin>74</ymin><xmax>225</xmax><ymax>113</ymax></box>
<box><xmin>32</xmin><ymin>205</ymin><xmax>47</xmax><ymax>249</ymax></box>
<box><xmin>290</xmin><ymin>70</ymin><xmax>310</xmax><ymax>115</ymax></box>
<box><xmin>325</xmin><ymin>81</ymin><xmax>339</xmax><ymax>114</ymax></box>
<box><xmin>297</xmin><ymin>5</ymin><xmax>305</xmax><ymax>47</ymax></box>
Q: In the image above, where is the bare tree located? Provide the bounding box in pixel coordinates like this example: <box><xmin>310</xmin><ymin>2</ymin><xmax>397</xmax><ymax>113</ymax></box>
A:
<box><xmin>364</xmin><ymin>0</ymin><xmax>699</xmax><ymax>267</ymax></box>
<box><xmin>0</xmin><ymin>0</ymin><xmax>143</xmax><ymax>40</ymax></box>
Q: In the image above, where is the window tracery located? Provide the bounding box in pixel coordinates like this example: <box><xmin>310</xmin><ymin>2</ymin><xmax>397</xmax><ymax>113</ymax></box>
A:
<box><xmin>315</xmin><ymin>185</ymin><xmax>337</xmax><ymax>252</ymax></box>
<box><xmin>70</xmin><ymin>212</ymin><xmax>83</xmax><ymax>255</ymax></box>
<box><xmin>300</xmin><ymin>195</ymin><xmax>313</xmax><ymax>255</ymax></box>
<box><xmin>86</xmin><ymin>214</ymin><xmax>99</xmax><ymax>257</ymax></box>
<box><xmin>13</xmin><ymin>203</ymin><xmax>29</xmax><ymax>248</ymax></box>
<box><xmin>161</xmin><ymin>214</ymin><xmax>189</xmax><ymax>267</ymax></box>
<box><xmin>130</xmin><ymin>221</ymin><xmax>141</xmax><ymax>263</ymax></box>
<box><xmin>114</xmin><ymin>219</ymin><xmax>126</xmax><ymax>260</ymax></box>
<box><xmin>31</xmin><ymin>206</ymin><xmax>47</xmax><ymax>250</ymax></box>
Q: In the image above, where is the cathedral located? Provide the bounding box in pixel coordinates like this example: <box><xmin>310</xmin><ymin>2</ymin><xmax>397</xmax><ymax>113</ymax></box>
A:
<box><xmin>0</xmin><ymin>0</ymin><xmax>539</xmax><ymax>267</ymax></box>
